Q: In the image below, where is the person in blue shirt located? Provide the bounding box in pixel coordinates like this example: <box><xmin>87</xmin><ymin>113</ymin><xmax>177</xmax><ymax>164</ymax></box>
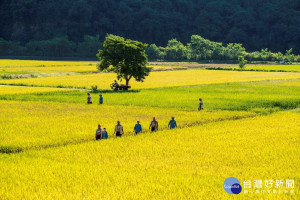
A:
<box><xmin>168</xmin><ymin>117</ymin><xmax>177</xmax><ymax>129</ymax></box>
<box><xmin>99</xmin><ymin>94</ymin><xmax>103</xmax><ymax>104</ymax></box>
<box><xmin>102</xmin><ymin>128</ymin><xmax>108</xmax><ymax>139</ymax></box>
<box><xmin>134</xmin><ymin>121</ymin><xmax>142</xmax><ymax>134</ymax></box>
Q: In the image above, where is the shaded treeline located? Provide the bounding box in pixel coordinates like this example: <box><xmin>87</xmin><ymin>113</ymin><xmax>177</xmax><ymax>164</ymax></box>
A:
<box><xmin>0</xmin><ymin>0</ymin><xmax>299</xmax><ymax>59</ymax></box>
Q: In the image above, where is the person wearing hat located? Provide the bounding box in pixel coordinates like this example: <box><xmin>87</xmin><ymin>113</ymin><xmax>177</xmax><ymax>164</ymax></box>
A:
<box><xmin>168</xmin><ymin>117</ymin><xmax>177</xmax><ymax>129</ymax></box>
<box><xmin>99</xmin><ymin>94</ymin><xmax>103</xmax><ymax>104</ymax></box>
<box><xmin>134</xmin><ymin>121</ymin><xmax>142</xmax><ymax>134</ymax></box>
<box><xmin>87</xmin><ymin>93</ymin><xmax>92</xmax><ymax>104</ymax></box>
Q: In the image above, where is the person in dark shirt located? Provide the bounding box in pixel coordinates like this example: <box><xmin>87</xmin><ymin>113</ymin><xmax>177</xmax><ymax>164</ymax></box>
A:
<box><xmin>99</xmin><ymin>94</ymin><xmax>103</xmax><ymax>104</ymax></box>
<box><xmin>149</xmin><ymin>117</ymin><xmax>158</xmax><ymax>132</ymax></box>
<box><xmin>198</xmin><ymin>98</ymin><xmax>203</xmax><ymax>110</ymax></box>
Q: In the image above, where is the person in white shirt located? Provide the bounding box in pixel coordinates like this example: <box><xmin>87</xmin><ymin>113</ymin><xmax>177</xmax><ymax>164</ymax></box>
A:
<box><xmin>149</xmin><ymin>117</ymin><xmax>158</xmax><ymax>132</ymax></box>
<box><xmin>87</xmin><ymin>93</ymin><xmax>92</xmax><ymax>104</ymax></box>
<box><xmin>113</xmin><ymin>80</ymin><xmax>119</xmax><ymax>87</ymax></box>
<box><xmin>114</xmin><ymin>121</ymin><xmax>123</xmax><ymax>137</ymax></box>
<box><xmin>95</xmin><ymin>124</ymin><xmax>103</xmax><ymax>140</ymax></box>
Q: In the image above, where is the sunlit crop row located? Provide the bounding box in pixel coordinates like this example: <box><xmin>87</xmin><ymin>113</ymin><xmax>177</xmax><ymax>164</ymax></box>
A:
<box><xmin>1</xmin><ymin>69</ymin><xmax>299</xmax><ymax>89</ymax></box>
<box><xmin>0</xmin><ymin>86</ymin><xmax>75</xmax><ymax>95</ymax></box>
<box><xmin>0</xmin><ymin>65</ymin><xmax>98</xmax><ymax>74</ymax></box>
<box><xmin>0</xmin><ymin>112</ymin><xmax>298</xmax><ymax>199</ymax></box>
<box><xmin>0</xmin><ymin>65</ymin><xmax>187</xmax><ymax>78</ymax></box>
<box><xmin>223</xmin><ymin>65</ymin><xmax>300</xmax><ymax>72</ymax></box>
<box><xmin>0</xmin><ymin>100</ymin><xmax>256</xmax><ymax>152</ymax></box>
<box><xmin>0</xmin><ymin>59</ymin><xmax>97</xmax><ymax>67</ymax></box>
<box><xmin>271</xmin><ymin>79</ymin><xmax>300</xmax><ymax>87</ymax></box>
<box><xmin>1</xmin><ymin>79</ymin><xmax>299</xmax><ymax>112</ymax></box>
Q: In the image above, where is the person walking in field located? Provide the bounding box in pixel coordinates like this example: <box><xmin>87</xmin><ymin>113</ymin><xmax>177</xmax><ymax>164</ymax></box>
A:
<box><xmin>198</xmin><ymin>98</ymin><xmax>203</xmax><ymax>111</ymax></box>
<box><xmin>95</xmin><ymin>124</ymin><xmax>103</xmax><ymax>140</ymax></box>
<box><xmin>168</xmin><ymin>117</ymin><xmax>177</xmax><ymax>129</ymax></box>
<box><xmin>149</xmin><ymin>117</ymin><xmax>158</xmax><ymax>132</ymax></box>
<box><xmin>102</xmin><ymin>128</ymin><xmax>108</xmax><ymax>139</ymax></box>
<box><xmin>87</xmin><ymin>93</ymin><xmax>92</xmax><ymax>104</ymax></box>
<box><xmin>134</xmin><ymin>121</ymin><xmax>142</xmax><ymax>134</ymax></box>
<box><xmin>99</xmin><ymin>94</ymin><xmax>103</xmax><ymax>104</ymax></box>
<box><xmin>114</xmin><ymin>121</ymin><xmax>124</xmax><ymax>137</ymax></box>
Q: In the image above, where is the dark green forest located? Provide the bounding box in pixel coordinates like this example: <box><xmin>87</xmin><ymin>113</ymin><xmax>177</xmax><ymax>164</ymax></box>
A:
<box><xmin>0</xmin><ymin>0</ymin><xmax>300</xmax><ymax>59</ymax></box>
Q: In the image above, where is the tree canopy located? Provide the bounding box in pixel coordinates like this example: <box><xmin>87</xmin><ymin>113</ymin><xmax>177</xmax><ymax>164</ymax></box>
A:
<box><xmin>146</xmin><ymin>35</ymin><xmax>300</xmax><ymax>62</ymax></box>
<box><xmin>97</xmin><ymin>35</ymin><xmax>151</xmax><ymax>86</ymax></box>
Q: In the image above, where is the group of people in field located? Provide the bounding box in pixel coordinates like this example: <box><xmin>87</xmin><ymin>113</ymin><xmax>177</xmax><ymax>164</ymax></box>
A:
<box><xmin>87</xmin><ymin>82</ymin><xmax>203</xmax><ymax>140</ymax></box>
<box><xmin>87</xmin><ymin>93</ymin><xmax>103</xmax><ymax>104</ymax></box>
<box><xmin>92</xmin><ymin>97</ymin><xmax>204</xmax><ymax>140</ymax></box>
<box><xmin>95</xmin><ymin>117</ymin><xmax>178</xmax><ymax>140</ymax></box>
<box><xmin>87</xmin><ymin>92</ymin><xmax>204</xmax><ymax>111</ymax></box>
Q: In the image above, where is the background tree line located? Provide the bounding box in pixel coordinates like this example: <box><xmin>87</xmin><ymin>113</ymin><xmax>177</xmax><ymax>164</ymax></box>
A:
<box><xmin>146</xmin><ymin>35</ymin><xmax>300</xmax><ymax>62</ymax></box>
<box><xmin>0</xmin><ymin>35</ymin><xmax>101</xmax><ymax>58</ymax></box>
<box><xmin>1</xmin><ymin>34</ymin><xmax>299</xmax><ymax>62</ymax></box>
<box><xmin>0</xmin><ymin>0</ymin><xmax>300</xmax><ymax>57</ymax></box>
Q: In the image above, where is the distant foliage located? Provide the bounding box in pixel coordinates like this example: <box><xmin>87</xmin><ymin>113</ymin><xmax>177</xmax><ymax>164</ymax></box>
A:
<box><xmin>0</xmin><ymin>0</ymin><xmax>300</xmax><ymax>56</ymax></box>
<box><xmin>146</xmin><ymin>44</ymin><xmax>160</xmax><ymax>60</ymax></box>
<box><xmin>25</xmin><ymin>36</ymin><xmax>76</xmax><ymax>57</ymax></box>
<box><xmin>146</xmin><ymin>35</ymin><xmax>300</xmax><ymax>62</ymax></box>
<box><xmin>77</xmin><ymin>35</ymin><xmax>102</xmax><ymax>58</ymax></box>
<box><xmin>238</xmin><ymin>56</ymin><xmax>247</xmax><ymax>69</ymax></box>
<box><xmin>1</xmin><ymin>34</ymin><xmax>299</xmax><ymax>62</ymax></box>
<box><xmin>0</xmin><ymin>74</ymin><xmax>12</xmax><ymax>79</ymax></box>
<box><xmin>164</xmin><ymin>39</ymin><xmax>189</xmax><ymax>60</ymax></box>
<box><xmin>91</xmin><ymin>85</ymin><xmax>98</xmax><ymax>92</ymax></box>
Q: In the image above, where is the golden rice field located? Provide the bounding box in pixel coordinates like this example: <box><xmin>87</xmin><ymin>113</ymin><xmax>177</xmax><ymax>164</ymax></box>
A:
<box><xmin>0</xmin><ymin>59</ymin><xmax>96</xmax><ymax>67</ymax></box>
<box><xmin>0</xmin><ymin>112</ymin><xmax>298</xmax><ymax>199</ymax></box>
<box><xmin>0</xmin><ymin>65</ymin><xmax>98</xmax><ymax>74</ymax></box>
<box><xmin>223</xmin><ymin>65</ymin><xmax>300</xmax><ymax>72</ymax></box>
<box><xmin>0</xmin><ymin>85</ymin><xmax>75</xmax><ymax>95</ymax></box>
<box><xmin>0</xmin><ymin>66</ymin><xmax>185</xmax><ymax>76</ymax></box>
<box><xmin>0</xmin><ymin>60</ymin><xmax>299</xmax><ymax>199</ymax></box>
<box><xmin>1</xmin><ymin>69</ymin><xmax>300</xmax><ymax>89</ymax></box>
<box><xmin>0</xmin><ymin>100</ymin><xmax>256</xmax><ymax>152</ymax></box>
<box><xmin>274</xmin><ymin>80</ymin><xmax>300</xmax><ymax>87</ymax></box>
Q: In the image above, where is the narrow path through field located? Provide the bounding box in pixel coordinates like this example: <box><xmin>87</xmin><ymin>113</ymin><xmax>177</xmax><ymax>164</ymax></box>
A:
<box><xmin>0</xmin><ymin>108</ymin><xmax>293</xmax><ymax>154</ymax></box>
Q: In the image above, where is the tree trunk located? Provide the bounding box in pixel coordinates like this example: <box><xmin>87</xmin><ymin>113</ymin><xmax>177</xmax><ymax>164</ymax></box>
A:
<box><xmin>125</xmin><ymin>75</ymin><xmax>132</xmax><ymax>86</ymax></box>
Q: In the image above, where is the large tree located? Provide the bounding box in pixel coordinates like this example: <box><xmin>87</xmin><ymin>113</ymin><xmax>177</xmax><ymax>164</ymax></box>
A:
<box><xmin>97</xmin><ymin>34</ymin><xmax>151</xmax><ymax>86</ymax></box>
